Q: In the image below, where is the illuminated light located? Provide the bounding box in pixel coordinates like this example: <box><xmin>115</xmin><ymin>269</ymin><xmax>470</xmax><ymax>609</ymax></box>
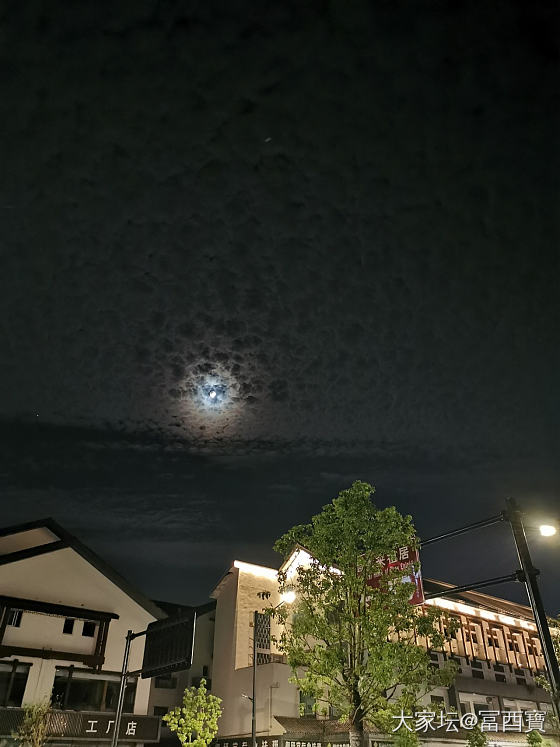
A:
<box><xmin>498</xmin><ymin>614</ymin><xmax>515</xmax><ymax>626</ymax></box>
<box><xmin>280</xmin><ymin>589</ymin><xmax>296</xmax><ymax>604</ymax></box>
<box><xmin>539</xmin><ymin>524</ymin><xmax>557</xmax><ymax>537</ymax></box>
<box><xmin>233</xmin><ymin>560</ymin><xmax>278</xmax><ymax>581</ymax></box>
<box><xmin>282</xmin><ymin>548</ymin><xmax>315</xmax><ymax>579</ymax></box>
<box><xmin>478</xmin><ymin>610</ymin><xmax>496</xmax><ymax>621</ymax></box>
<box><xmin>209</xmin><ymin>389</ymin><xmax>217</xmax><ymax>399</ymax></box>
<box><xmin>426</xmin><ymin>598</ymin><xmax>455</xmax><ymax>610</ymax></box>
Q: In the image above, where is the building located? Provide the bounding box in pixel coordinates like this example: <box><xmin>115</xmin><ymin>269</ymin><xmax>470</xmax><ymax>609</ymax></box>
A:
<box><xmin>0</xmin><ymin>519</ymin><xmax>213</xmax><ymax>747</ymax></box>
<box><xmin>210</xmin><ymin>550</ymin><xmax>559</xmax><ymax>747</ymax></box>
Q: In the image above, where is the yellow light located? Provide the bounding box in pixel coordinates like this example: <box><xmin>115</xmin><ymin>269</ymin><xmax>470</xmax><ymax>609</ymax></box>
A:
<box><xmin>280</xmin><ymin>589</ymin><xmax>296</xmax><ymax>604</ymax></box>
<box><xmin>539</xmin><ymin>524</ymin><xmax>557</xmax><ymax>537</ymax></box>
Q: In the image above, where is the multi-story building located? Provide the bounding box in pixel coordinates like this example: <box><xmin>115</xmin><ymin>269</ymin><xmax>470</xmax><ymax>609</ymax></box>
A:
<box><xmin>210</xmin><ymin>549</ymin><xmax>559</xmax><ymax>747</ymax></box>
<box><xmin>0</xmin><ymin>519</ymin><xmax>214</xmax><ymax>747</ymax></box>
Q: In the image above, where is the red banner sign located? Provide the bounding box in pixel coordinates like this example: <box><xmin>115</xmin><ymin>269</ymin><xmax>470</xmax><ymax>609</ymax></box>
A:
<box><xmin>365</xmin><ymin>546</ymin><xmax>424</xmax><ymax>605</ymax></box>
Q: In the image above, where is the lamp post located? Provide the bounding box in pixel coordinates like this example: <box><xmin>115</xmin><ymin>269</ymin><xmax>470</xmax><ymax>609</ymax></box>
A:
<box><xmin>422</xmin><ymin>499</ymin><xmax>560</xmax><ymax>724</ymax></box>
<box><xmin>505</xmin><ymin>498</ymin><xmax>560</xmax><ymax>722</ymax></box>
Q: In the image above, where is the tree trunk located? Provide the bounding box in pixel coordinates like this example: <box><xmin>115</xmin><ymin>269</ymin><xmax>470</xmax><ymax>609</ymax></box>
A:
<box><xmin>349</xmin><ymin>725</ymin><xmax>365</xmax><ymax>747</ymax></box>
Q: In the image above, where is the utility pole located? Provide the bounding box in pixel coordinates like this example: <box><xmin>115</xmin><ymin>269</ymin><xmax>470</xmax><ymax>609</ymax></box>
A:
<box><xmin>252</xmin><ymin>610</ymin><xmax>257</xmax><ymax>747</ymax></box>
<box><xmin>505</xmin><ymin>498</ymin><xmax>560</xmax><ymax>724</ymax></box>
<box><xmin>110</xmin><ymin>630</ymin><xmax>134</xmax><ymax>747</ymax></box>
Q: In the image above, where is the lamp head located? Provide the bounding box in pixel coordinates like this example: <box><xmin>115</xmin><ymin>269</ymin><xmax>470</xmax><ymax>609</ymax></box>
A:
<box><xmin>539</xmin><ymin>524</ymin><xmax>557</xmax><ymax>537</ymax></box>
<box><xmin>280</xmin><ymin>589</ymin><xmax>296</xmax><ymax>605</ymax></box>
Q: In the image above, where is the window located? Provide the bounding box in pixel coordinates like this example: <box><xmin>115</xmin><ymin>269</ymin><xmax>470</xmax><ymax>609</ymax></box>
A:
<box><xmin>153</xmin><ymin>706</ymin><xmax>169</xmax><ymax>724</ymax></box>
<box><xmin>471</xmin><ymin>659</ymin><xmax>482</xmax><ymax>669</ymax></box>
<box><xmin>516</xmin><ymin>676</ymin><xmax>526</xmax><ymax>686</ymax></box>
<box><xmin>82</xmin><ymin>621</ymin><xmax>96</xmax><ymax>637</ymax></box>
<box><xmin>254</xmin><ymin>612</ymin><xmax>271</xmax><ymax>664</ymax></box>
<box><xmin>493</xmin><ymin>664</ymin><xmax>504</xmax><ymax>672</ymax></box>
<box><xmin>472</xmin><ymin>670</ymin><xmax>484</xmax><ymax>679</ymax></box>
<box><xmin>299</xmin><ymin>691</ymin><xmax>315</xmax><ymax>716</ymax></box>
<box><xmin>495</xmin><ymin>674</ymin><xmax>506</xmax><ymax>683</ymax></box>
<box><xmin>0</xmin><ymin>662</ymin><xmax>30</xmax><ymax>706</ymax></box>
<box><xmin>7</xmin><ymin>610</ymin><xmax>23</xmax><ymax>627</ymax></box>
<box><xmin>155</xmin><ymin>675</ymin><xmax>177</xmax><ymax>689</ymax></box>
<box><xmin>63</xmin><ymin>619</ymin><xmax>75</xmax><ymax>635</ymax></box>
<box><xmin>52</xmin><ymin>668</ymin><xmax>136</xmax><ymax>712</ymax></box>
<box><xmin>431</xmin><ymin>695</ymin><xmax>445</xmax><ymax>706</ymax></box>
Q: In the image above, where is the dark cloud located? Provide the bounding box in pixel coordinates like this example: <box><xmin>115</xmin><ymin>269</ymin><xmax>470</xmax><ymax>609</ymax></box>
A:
<box><xmin>1</xmin><ymin>1</ymin><xmax>559</xmax><ymax>608</ymax></box>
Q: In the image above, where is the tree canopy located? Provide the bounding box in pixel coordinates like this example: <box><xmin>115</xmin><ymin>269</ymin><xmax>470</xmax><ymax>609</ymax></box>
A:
<box><xmin>163</xmin><ymin>678</ymin><xmax>222</xmax><ymax>747</ymax></box>
<box><xmin>271</xmin><ymin>481</ymin><xmax>457</xmax><ymax>747</ymax></box>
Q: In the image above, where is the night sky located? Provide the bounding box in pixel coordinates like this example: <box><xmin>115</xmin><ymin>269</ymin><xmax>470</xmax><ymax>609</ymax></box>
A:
<box><xmin>1</xmin><ymin>1</ymin><xmax>559</xmax><ymax>612</ymax></box>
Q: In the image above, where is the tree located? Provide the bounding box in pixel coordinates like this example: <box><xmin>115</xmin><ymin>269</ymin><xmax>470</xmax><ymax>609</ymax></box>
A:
<box><xmin>163</xmin><ymin>678</ymin><xmax>222</xmax><ymax>747</ymax></box>
<box><xmin>12</xmin><ymin>701</ymin><xmax>52</xmax><ymax>747</ymax></box>
<box><xmin>271</xmin><ymin>481</ymin><xmax>457</xmax><ymax>747</ymax></box>
<box><xmin>466</xmin><ymin>726</ymin><xmax>488</xmax><ymax>747</ymax></box>
<box><xmin>526</xmin><ymin>730</ymin><xmax>553</xmax><ymax>746</ymax></box>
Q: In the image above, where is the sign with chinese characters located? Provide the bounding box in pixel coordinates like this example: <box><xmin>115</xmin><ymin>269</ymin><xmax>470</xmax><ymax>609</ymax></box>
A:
<box><xmin>214</xmin><ymin>739</ymin><xmax>355</xmax><ymax>747</ymax></box>
<box><xmin>80</xmin><ymin>714</ymin><xmax>161</xmax><ymax>742</ymax></box>
<box><xmin>0</xmin><ymin>710</ymin><xmax>160</xmax><ymax>742</ymax></box>
<box><xmin>366</xmin><ymin>546</ymin><xmax>424</xmax><ymax>606</ymax></box>
<box><xmin>391</xmin><ymin>708</ymin><xmax>547</xmax><ymax>734</ymax></box>
<box><xmin>141</xmin><ymin>610</ymin><xmax>196</xmax><ymax>678</ymax></box>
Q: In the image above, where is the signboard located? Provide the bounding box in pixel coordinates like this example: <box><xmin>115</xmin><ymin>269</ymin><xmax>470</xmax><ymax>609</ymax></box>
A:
<box><xmin>214</xmin><ymin>738</ymin><xmax>357</xmax><ymax>747</ymax></box>
<box><xmin>366</xmin><ymin>545</ymin><xmax>424</xmax><ymax>605</ymax></box>
<box><xmin>141</xmin><ymin>610</ymin><xmax>196</xmax><ymax>679</ymax></box>
<box><xmin>0</xmin><ymin>710</ymin><xmax>160</xmax><ymax>743</ymax></box>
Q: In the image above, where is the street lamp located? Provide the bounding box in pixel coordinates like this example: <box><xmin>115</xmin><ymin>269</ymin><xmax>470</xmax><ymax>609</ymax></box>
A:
<box><xmin>422</xmin><ymin>498</ymin><xmax>560</xmax><ymax>724</ymax></box>
<box><xmin>251</xmin><ymin>592</ymin><xmax>296</xmax><ymax>747</ymax></box>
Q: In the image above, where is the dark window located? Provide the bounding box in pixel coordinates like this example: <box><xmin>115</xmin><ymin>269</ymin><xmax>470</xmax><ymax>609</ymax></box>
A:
<box><xmin>514</xmin><ymin>668</ymin><xmax>524</xmax><ymax>676</ymax></box>
<box><xmin>431</xmin><ymin>695</ymin><xmax>445</xmax><ymax>706</ymax></box>
<box><xmin>82</xmin><ymin>621</ymin><xmax>96</xmax><ymax>637</ymax></box>
<box><xmin>254</xmin><ymin>612</ymin><xmax>271</xmax><ymax>664</ymax></box>
<box><xmin>7</xmin><ymin>610</ymin><xmax>22</xmax><ymax>627</ymax></box>
<box><xmin>155</xmin><ymin>675</ymin><xmax>177</xmax><ymax>689</ymax></box>
<box><xmin>63</xmin><ymin>619</ymin><xmax>75</xmax><ymax>635</ymax></box>
<box><xmin>516</xmin><ymin>676</ymin><xmax>526</xmax><ymax>686</ymax></box>
<box><xmin>493</xmin><ymin>664</ymin><xmax>504</xmax><ymax>672</ymax></box>
<box><xmin>472</xmin><ymin>670</ymin><xmax>484</xmax><ymax>679</ymax></box>
<box><xmin>471</xmin><ymin>659</ymin><xmax>482</xmax><ymax>669</ymax></box>
<box><xmin>153</xmin><ymin>706</ymin><xmax>168</xmax><ymax>724</ymax></box>
<box><xmin>430</xmin><ymin>652</ymin><xmax>439</xmax><ymax>662</ymax></box>
<box><xmin>299</xmin><ymin>691</ymin><xmax>315</xmax><ymax>716</ymax></box>
<box><xmin>495</xmin><ymin>674</ymin><xmax>506</xmax><ymax>683</ymax></box>
<box><xmin>0</xmin><ymin>663</ymin><xmax>30</xmax><ymax>706</ymax></box>
<box><xmin>52</xmin><ymin>669</ymin><xmax>136</xmax><ymax>712</ymax></box>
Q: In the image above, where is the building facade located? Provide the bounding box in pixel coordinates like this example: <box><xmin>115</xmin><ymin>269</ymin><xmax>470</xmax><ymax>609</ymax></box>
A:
<box><xmin>0</xmin><ymin>519</ymin><xmax>213</xmax><ymax>747</ymax></box>
<box><xmin>210</xmin><ymin>551</ymin><xmax>559</xmax><ymax>747</ymax></box>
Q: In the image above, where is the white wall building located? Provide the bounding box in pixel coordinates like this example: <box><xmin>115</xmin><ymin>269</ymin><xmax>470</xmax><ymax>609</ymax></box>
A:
<box><xmin>0</xmin><ymin>518</ymin><xmax>213</xmax><ymax>747</ymax></box>
<box><xmin>210</xmin><ymin>550</ymin><xmax>559</xmax><ymax>747</ymax></box>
